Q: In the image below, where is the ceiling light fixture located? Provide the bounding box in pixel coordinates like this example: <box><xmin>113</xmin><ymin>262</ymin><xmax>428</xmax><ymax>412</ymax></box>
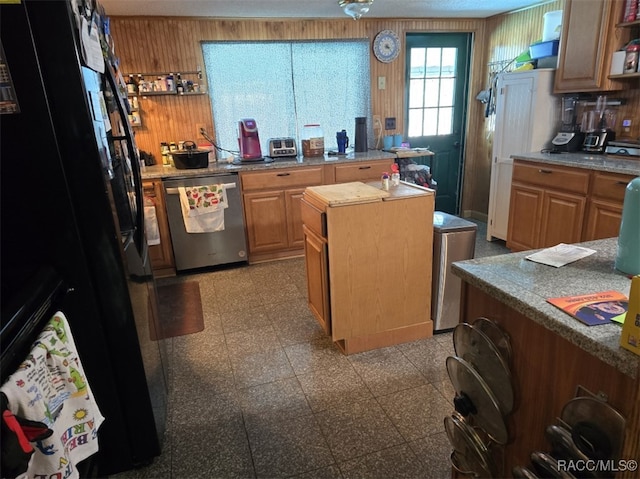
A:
<box><xmin>339</xmin><ymin>0</ymin><xmax>373</xmax><ymax>20</ymax></box>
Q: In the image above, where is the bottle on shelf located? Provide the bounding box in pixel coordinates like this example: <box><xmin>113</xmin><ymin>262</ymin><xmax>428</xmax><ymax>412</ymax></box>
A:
<box><xmin>138</xmin><ymin>74</ymin><xmax>148</xmax><ymax>93</ymax></box>
<box><xmin>176</xmin><ymin>73</ymin><xmax>184</xmax><ymax>94</ymax></box>
<box><xmin>166</xmin><ymin>73</ymin><xmax>175</xmax><ymax>92</ymax></box>
<box><xmin>126</xmin><ymin>74</ymin><xmax>137</xmax><ymax>94</ymax></box>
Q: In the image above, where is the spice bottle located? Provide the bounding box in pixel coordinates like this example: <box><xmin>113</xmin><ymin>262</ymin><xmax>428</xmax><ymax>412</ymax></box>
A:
<box><xmin>381</xmin><ymin>172</ymin><xmax>390</xmax><ymax>191</ymax></box>
<box><xmin>391</xmin><ymin>163</ymin><xmax>400</xmax><ymax>186</ymax></box>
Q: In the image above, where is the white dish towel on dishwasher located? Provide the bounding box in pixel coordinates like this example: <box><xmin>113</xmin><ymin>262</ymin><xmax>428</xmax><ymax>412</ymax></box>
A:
<box><xmin>178</xmin><ymin>185</ymin><xmax>228</xmax><ymax>233</ymax></box>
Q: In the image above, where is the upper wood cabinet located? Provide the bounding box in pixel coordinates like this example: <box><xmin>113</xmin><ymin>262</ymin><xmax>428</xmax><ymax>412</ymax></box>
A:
<box><xmin>554</xmin><ymin>0</ymin><xmax>630</xmax><ymax>93</ymax></box>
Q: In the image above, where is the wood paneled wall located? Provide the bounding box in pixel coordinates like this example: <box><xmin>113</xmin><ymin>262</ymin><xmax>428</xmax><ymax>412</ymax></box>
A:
<box><xmin>110</xmin><ymin>16</ymin><xmax>487</xmax><ymax>205</ymax></box>
<box><xmin>469</xmin><ymin>0</ymin><xmax>565</xmax><ymax>218</ymax></box>
<box><xmin>110</xmin><ymin>4</ymin><xmax>639</xmax><ymax>218</ymax></box>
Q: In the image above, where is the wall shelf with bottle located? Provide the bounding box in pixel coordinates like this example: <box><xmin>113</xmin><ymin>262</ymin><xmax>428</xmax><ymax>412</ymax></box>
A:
<box><xmin>608</xmin><ymin>16</ymin><xmax>640</xmax><ymax>80</ymax></box>
<box><xmin>124</xmin><ymin>69</ymin><xmax>207</xmax><ymax>96</ymax></box>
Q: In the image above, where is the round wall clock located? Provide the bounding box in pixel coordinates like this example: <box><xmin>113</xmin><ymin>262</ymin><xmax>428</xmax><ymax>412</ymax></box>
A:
<box><xmin>373</xmin><ymin>30</ymin><xmax>401</xmax><ymax>63</ymax></box>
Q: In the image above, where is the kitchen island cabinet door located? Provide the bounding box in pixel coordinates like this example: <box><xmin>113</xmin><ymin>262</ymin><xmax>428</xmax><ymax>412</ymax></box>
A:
<box><xmin>303</xmin><ymin>224</ymin><xmax>330</xmax><ymax>334</ymax></box>
<box><xmin>554</xmin><ymin>0</ymin><xmax>628</xmax><ymax>93</ymax></box>
<box><xmin>243</xmin><ymin>191</ymin><xmax>288</xmax><ymax>254</ymax></box>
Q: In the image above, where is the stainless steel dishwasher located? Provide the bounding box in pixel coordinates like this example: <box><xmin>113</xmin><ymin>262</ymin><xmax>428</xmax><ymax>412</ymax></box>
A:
<box><xmin>163</xmin><ymin>173</ymin><xmax>247</xmax><ymax>271</ymax></box>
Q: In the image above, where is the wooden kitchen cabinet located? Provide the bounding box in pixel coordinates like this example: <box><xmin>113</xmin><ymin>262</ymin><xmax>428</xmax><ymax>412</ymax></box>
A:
<box><xmin>507</xmin><ymin>161</ymin><xmax>589</xmax><ymax>251</ymax></box>
<box><xmin>302</xmin><ymin>224</ymin><xmax>330</xmax><ymax>334</ymax></box>
<box><xmin>240</xmin><ymin>166</ymin><xmax>324</xmax><ymax>262</ymax></box>
<box><xmin>301</xmin><ymin>182</ymin><xmax>435</xmax><ymax>354</ymax></box>
<box><xmin>142</xmin><ymin>180</ymin><xmax>176</xmax><ymax>277</ymax></box>
<box><xmin>554</xmin><ymin>0</ymin><xmax>629</xmax><ymax>93</ymax></box>
<box><xmin>507</xmin><ymin>163</ymin><xmax>636</xmax><ymax>251</ymax></box>
<box><xmin>329</xmin><ymin>159</ymin><xmax>391</xmax><ymax>183</ymax></box>
<box><xmin>583</xmin><ymin>171</ymin><xmax>635</xmax><ymax>240</ymax></box>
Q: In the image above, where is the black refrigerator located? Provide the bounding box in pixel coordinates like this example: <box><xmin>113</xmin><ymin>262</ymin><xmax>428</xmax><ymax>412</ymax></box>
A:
<box><xmin>0</xmin><ymin>0</ymin><xmax>168</xmax><ymax>476</ymax></box>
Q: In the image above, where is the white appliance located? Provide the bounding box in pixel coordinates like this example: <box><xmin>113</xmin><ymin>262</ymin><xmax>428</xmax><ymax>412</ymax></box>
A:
<box><xmin>487</xmin><ymin>69</ymin><xmax>559</xmax><ymax>241</ymax></box>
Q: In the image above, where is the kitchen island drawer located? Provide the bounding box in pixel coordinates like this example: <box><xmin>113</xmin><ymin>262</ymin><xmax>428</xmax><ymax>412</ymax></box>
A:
<box><xmin>591</xmin><ymin>172</ymin><xmax>635</xmax><ymax>202</ymax></box>
<box><xmin>241</xmin><ymin>166</ymin><xmax>323</xmax><ymax>191</ymax></box>
<box><xmin>512</xmin><ymin>161</ymin><xmax>590</xmax><ymax>194</ymax></box>
<box><xmin>300</xmin><ymin>196</ymin><xmax>326</xmax><ymax>238</ymax></box>
<box><xmin>334</xmin><ymin>160</ymin><xmax>390</xmax><ymax>183</ymax></box>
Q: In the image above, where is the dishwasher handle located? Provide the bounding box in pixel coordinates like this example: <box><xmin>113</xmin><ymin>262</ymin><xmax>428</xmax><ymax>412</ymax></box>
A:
<box><xmin>165</xmin><ymin>183</ymin><xmax>237</xmax><ymax>195</ymax></box>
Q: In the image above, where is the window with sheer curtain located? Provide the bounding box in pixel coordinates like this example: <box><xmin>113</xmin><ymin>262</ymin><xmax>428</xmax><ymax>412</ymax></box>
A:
<box><xmin>202</xmin><ymin>40</ymin><xmax>371</xmax><ymax>157</ymax></box>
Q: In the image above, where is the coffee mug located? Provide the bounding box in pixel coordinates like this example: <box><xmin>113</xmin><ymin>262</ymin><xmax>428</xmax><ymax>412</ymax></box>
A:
<box><xmin>393</xmin><ymin>134</ymin><xmax>403</xmax><ymax>147</ymax></box>
<box><xmin>383</xmin><ymin>135</ymin><xmax>393</xmax><ymax>150</ymax></box>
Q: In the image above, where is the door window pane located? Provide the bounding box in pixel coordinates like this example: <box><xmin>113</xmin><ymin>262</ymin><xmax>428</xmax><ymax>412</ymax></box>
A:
<box><xmin>423</xmin><ymin>109</ymin><xmax>438</xmax><ymax>136</ymax></box>
<box><xmin>409</xmin><ymin>79</ymin><xmax>425</xmax><ymax>108</ymax></box>
<box><xmin>424</xmin><ymin>79</ymin><xmax>440</xmax><ymax>107</ymax></box>
<box><xmin>408</xmin><ymin>109</ymin><xmax>423</xmax><ymax>137</ymax></box>
<box><xmin>425</xmin><ymin>48</ymin><xmax>441</xmax><ymax>78</ymax></box>
<box><xmin>410</xmin><ymin>48</ymin><xmax>426</xmax><ymax>78</ymax></box>
<box><xmin>438</xmin><ymin>107</ymin><xmax>453</xmax><ymax>135</ymax></box>
<box><xmin>439</xmin><ymin>78</ymin><xmax>455</xmax><ymax>107</ymax></box>
<box><xmin>441</xmin><ymin>48</ymin><xmax>457</xmax><ymax>77</ymax></box>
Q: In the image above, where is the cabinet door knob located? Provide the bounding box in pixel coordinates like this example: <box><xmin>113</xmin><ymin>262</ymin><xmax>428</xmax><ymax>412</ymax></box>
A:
<box><xmin>538</xmin><ymin>169</ymin><xmax>552</xmax><ymax>174</ymax></box>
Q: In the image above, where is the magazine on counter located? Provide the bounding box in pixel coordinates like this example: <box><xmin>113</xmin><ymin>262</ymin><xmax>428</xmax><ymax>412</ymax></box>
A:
<box><xmin>547</xmin><ymin>291</ymin><xmax>629</xmax><ymax>326</ymax></box>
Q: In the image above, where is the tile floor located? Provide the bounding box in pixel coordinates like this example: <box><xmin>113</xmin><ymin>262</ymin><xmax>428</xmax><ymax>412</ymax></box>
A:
<box><xmin>112</xmin><ymin>221</ymin><xmax>509</xmax><ymax>479</ymax></box>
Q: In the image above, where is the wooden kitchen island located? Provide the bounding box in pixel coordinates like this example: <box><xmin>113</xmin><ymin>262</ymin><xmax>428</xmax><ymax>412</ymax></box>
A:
<box><xmin>301</xmin><ymin>181</ymin><xmax>435</xmax><ymax>355</ymax></box>
<box><xmin>452</xmin><ymin>238</ymin><xmax>639</xmax><ymax>478</ymax></box>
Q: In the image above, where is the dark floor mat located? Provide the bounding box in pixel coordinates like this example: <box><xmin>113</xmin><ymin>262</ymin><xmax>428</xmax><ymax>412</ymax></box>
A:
<box><xmin>150</xmin><ymin>281</ymin><xmax>204</xmax><ymax>340</ymax></box>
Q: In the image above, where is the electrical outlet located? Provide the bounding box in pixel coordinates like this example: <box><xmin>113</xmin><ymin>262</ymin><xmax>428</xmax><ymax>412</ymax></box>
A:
<box><xmin>196</xmin><ymin>123</ymin><xmax>207</xmax><ymax>138</ymax></box>
<box><xmin>377</xmin><ymin>76</ymin><xmax>386</xmax><ymax>90</ymax></box>
<box><xmin>385</xmin><ymin>117</ymin><xmax>396</xmax><ymax>130</ymax></box>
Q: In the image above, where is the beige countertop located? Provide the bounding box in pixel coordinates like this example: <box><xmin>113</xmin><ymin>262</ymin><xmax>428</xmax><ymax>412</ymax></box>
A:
<box><xmin>141</xmin><ymin>150</ymin><xmax>397</xmax><ymax>180</ymax></box>
<box><xmin>452</xmin><ymin>237</ymin><xmax>639</xmax><ymax>378</ymax></box>
<box><xmin>511</xmin><ymin>151</ymin><xmax>640</xmax><ymax>176</ymax></box>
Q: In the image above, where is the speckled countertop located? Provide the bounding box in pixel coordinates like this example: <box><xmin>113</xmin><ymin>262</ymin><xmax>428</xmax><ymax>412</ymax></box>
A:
<box><xmin>511</xmin><ymin>151</ymin><xmax>640</xmax><ymax>176</ymax></box>
<box><xmin>452</xmin><ymin>238</ymin><xmax>639</xmax><ymax>378</ymax></box>
<box><xmin>140</xmin><ymin>150</ymin><xmax>397</xmax><ymax>180</ymax></box>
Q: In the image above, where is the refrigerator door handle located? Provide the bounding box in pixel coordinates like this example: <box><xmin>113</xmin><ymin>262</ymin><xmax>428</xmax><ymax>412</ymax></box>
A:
<box><xmin>104</xmin><ymin>64</ymin><xmax>146</xmax><ymax>254</ymax></box>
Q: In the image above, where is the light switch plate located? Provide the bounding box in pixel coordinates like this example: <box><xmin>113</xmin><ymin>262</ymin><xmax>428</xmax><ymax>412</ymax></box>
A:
<box><xmin>377</xmin><ymin>76</ymin><xmax>386</xmax><ymax>90</ymax></box>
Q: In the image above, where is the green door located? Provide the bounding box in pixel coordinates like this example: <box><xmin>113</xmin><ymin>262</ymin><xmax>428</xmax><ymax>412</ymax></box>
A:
<box><xmin>405</xmin><ymin>33</ymin><xmax>471</xmax><ymax>214</ymax></box>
